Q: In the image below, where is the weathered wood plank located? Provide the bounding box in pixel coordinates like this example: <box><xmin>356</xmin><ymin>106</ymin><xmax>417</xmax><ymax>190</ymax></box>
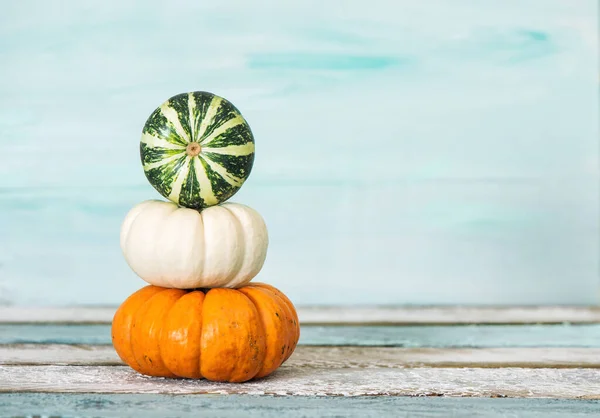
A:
<box><xmin>3</xmin><ymin>323</ymin><xmax>600</xmax><ymax>347</ymax></box>
<box><xmin>1</xmin><ymin>306</ymin><xmax>600</xmax><ymax>325</ymax></box>
<box><xmin>0</xmin><ymin>307</ymin><xmax>117</xmax><ymax>324</ymax></box>
<box><xmin>299</xmin><ymin>306</ymin><xmax>600</xmax><ymax>325</ymax></box>
<box><xmin>1</xmin><ymin>364</ymin><xmax>599</xmax><ymax>399</ymax></box>
<box><xmin>1</xmin><ymin>394</ymin><xmax>599</xmax><ymax>418</ymax></box>
<box><xmin>2</xmin><ymin>345</ymin><xmax>600</xmax><ymax>369</ymax></box>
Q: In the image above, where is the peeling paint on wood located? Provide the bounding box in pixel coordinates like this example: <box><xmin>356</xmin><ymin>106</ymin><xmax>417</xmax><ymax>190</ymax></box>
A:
<box><xmin>1</xmin><ymin>393</ymin><xmax>599</xmax><ymax>418</ymax></box>
<box><xmin>1</xmin><ymin>365</ymin><xmax>599</xmax><ymax>399</ymax></box>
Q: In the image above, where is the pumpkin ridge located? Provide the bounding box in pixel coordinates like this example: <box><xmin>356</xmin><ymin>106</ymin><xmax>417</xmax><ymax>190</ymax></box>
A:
<box><xmin>190</xmin><ymin>211</ymin><xmax>206</xmax><ymax>289</ymax></box>
<box><xmin>159</xmin><ymin>291</ymin><xmax>181</xmax><ymax>377</ymax></box>
<box><xmin>199</xmin><ymin>289</ymin><xmax>266</xmax><ymax>382</ymax></box>
<box><xmin>219</xmin><ymin>204</ymin><xmax>246</xmax><ymax>287</ymax></box>
<box><xmin>124</xmin><ymin>289</ymin><xmax>155</xmax><ymax>372</ymax></box>
<box><xmin>128</xmin><ymin>289</ymin><xmax>158</xmax><ymax>372</ymax></box>
<box><xmin>252</xmin><ymin>283</ymin><xmax>299</xmax><ymax>326</ymax></box>
<box><xmin>252</xmin><ymin>286</ymin><xmax>297</xmax><ymax>365</ymax></box>
<box><xmin>119</xmin><ymin>201</ymin><xmax>154</xmax><ymax>252</ymax></box>
<box><xmin>248</xmin><ymin>283</ymin><xmax>299</xmax><ymax>362</ymax></box>
<box><xmin>159</xmin><ymin>290</ymin><xmax>204</xmax><ymax>379</ymax></box>
<box><xmin>237</xmin><ymin>289</ymin><xmax>268</xmax><ymax>381</ymax></box>
<box><xmin>136</xmin><ymin>202</ymin><xmax>178</xmax><ymax>284</ymax></box>
<box><xmin>131</xmin><ymin>288</ymin><xmax>164</xmax><ymax>374</ymax></box>
<box><xmin>160</xmin><ymin>208</ymin><xmax>189</xmax><ymax>288</ymax></box>
<box><xmin>238</xmin><ymin>286</ymin><xmax>289</xmax><ymax>378</ymax></box>
<box><xmin>197</xmin><ymin>289</ymin><xmax>205</xmax><ymax>380</ymax></box>
<box><xmin>131</xmin><ymin>288</ymin><xmax>183</xmax><ymax>377</ymax></box>
<box><xmin>112</xmin><ymin>285</ymin><xmax>163</xmax><ymax>373</ymax></box>
<box><xmin>197</xmin><ymin>211</ymin><xmax>208</xmax><ymax>283</ymax></box>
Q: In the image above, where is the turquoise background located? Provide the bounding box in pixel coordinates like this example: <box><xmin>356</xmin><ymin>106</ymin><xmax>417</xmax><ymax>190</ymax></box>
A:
<box><xmin>0</xmin><ymin>1</ymin><xmax>598</xmax><ymax>306</ymax></box>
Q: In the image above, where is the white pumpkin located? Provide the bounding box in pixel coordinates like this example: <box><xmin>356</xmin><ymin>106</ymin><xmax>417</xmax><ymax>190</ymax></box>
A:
<box><xmin>120</xmin><ymin>200</ymin><xmax>269</xmax><ymax>289</ymax></box>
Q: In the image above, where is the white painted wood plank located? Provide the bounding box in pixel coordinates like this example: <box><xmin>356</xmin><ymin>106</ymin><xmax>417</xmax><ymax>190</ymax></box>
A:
<box><xmin>2</xmin><ymin>345</ymin><xmax>600</xmax><ymax>369</ymax></box>
<box><xmin>1</xmin><ymin>306</ymin><xmax>600</xmax><ymax>324</ymax></box>
<box><xmin>1</xmin><ymin>364</ymin><xmax>598</xmax><ymax>399</ymax></box>
<box><xmin>0</xmin><ymin>307</ymin><xmax>116</xmax><ymax>324</ymax></box>
<box><xmin>298</xmin><ymin>306</ymin><xmax>600</xmax><ymax>325</ymax></box>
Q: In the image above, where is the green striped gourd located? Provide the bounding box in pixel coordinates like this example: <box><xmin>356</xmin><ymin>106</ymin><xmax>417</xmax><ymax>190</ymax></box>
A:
<box><xmin>140</xmin><ymin>91</ymin><xmax>255</xmax><ymax>209</ymax></box>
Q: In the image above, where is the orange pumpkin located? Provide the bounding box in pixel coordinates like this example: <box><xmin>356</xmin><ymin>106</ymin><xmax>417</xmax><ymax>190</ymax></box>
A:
<box><xmin>111</xmin><ymin>282</ymin><xmax>300</xmax><ymax>382</ymax></box>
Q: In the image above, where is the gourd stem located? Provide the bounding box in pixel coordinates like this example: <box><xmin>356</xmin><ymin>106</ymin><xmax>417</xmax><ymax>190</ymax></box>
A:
<box><xmin>186</xmin><ymin>142</ymin><xmax>201</xmax><ymax>157</ymax></box>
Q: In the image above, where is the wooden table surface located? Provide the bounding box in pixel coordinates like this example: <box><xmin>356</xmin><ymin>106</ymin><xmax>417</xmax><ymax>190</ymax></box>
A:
<box><xmin>1</xmin><ymin>306</ymin><xmax>599</xmax><ymax>416</ymax></box>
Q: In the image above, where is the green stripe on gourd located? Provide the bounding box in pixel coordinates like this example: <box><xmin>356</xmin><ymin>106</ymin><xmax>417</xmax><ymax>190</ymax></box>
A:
<box><xmin>140</xmin><ymin>91</ymin><xmax>255</xmax><ymax>209</ymax></box>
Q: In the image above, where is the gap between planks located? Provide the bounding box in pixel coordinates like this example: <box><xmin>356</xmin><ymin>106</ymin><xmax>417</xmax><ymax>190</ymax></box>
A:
<box><xmin>1</xmin><ymin>306</ymin><xmax>600</xmax><ymax>325</ymax></box>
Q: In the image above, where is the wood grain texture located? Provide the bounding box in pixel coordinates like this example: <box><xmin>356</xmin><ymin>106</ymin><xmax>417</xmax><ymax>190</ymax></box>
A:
<box><xmin>3</xmin><ymin>345</ymin><xmax>600</xmax><ymax>369</ymax></box>
<box><xmin>1</xmin><ymin>364</ymin><xmax>599</xmax><ymax>398</ymax></box>
<box><xmin>2</xmin><ymin>393</ymin><xmax>600</xmax><ymax>418</ymax></box>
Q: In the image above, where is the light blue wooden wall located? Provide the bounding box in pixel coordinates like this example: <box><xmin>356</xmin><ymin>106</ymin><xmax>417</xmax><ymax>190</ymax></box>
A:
<box><xmin>0</xmin><ymin>1</ymin><xmax>598</xmax><ymax>306</ymax></box>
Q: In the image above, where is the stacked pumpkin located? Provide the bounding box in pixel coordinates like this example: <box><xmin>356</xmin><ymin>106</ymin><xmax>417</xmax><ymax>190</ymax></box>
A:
<box><xmin>112</xmin><ymin>91</ymin><xmax>300</xmax><ymax>383</ymax></box>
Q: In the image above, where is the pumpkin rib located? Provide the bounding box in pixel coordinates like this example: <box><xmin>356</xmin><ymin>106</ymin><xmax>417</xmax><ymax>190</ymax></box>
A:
<box><xmin>199</xmin><ymin>288</ymin><xmax>267</xmax><ymax>382</ymax></box>
<box><xmin>258</xmin><ymin>286</ymin><xmax>297</xmax><ymax>365</ymax></box>
<box><xmin>238</xmin><ymin>286</ymin><xmax>292</xmax><ymax>378</ymax></box>
<box><xmin>197</xmin><ymin>291</ymin><xmax>204</xmax><ymax>379</ymax></box>
<box><xmin>159</xmin><ymin>290</ymin><xmax>205</xmax><ymax>379</ymax></box>
<box><xmin>125</xmin><ymin>201</ymin><xmax>178</xmax><ymax>283</ymax></box>
<box><xmin>248</xmin><ymin>283</ymin><xmax>299</xmax><ymax>361</ymax></box>
<box><xmin>119</xmin><ymin>200</ymin><xmax>156</xmax><ymax>251</ymax></box>
<box><xmin>251</xmin><ymin>283</ymin><xmax>299</xmax><ymax>327</ymax></box>
<box><xmin>221</xmin><ymin>203</ymin><xmax>269</xmax><ymax>289</ymax></box>
<box><xmin>199</xmin><ymin>206</ymin><xmax>244</xmax><ymax>287</ymax></box>
<box><xmin>112</xmin><ymin>285</ymin><xmax>163</xmax><ymax>373</ymax></box>
<box><xmin>156</xmin><ymin>207</ymin><xmax>190</xmax><ymax>288</ymax></box>
<box><xmin>131</xmin><ymin>288</ymin><xmax>186</xmax><ymax>377</ymax></box>
<box><xmin>266</xmin><ymin>288</ymin><xmax>298</xmax><ymax>362</ymax></box>
<box><xmin>196</xmin><ymin>211</ymin><xmax>207</xmax><ymax>285</ymax></box>
<box><xmin>219</xmin><ymin>204</ymin><xmax>247</xmax><ymax>288</ymax></box>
